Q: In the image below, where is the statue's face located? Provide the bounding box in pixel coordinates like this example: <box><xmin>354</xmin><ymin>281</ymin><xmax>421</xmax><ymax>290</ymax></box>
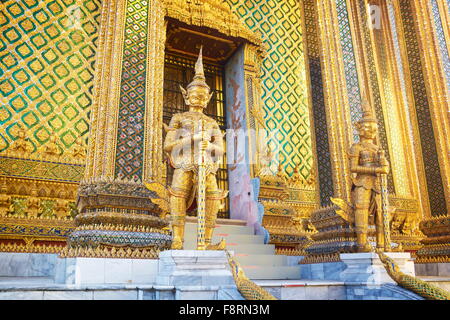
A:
<box><xmin>358</xmin><ymin>122</ymin><xmax>377</xmax><ymax>140</ymax></box>
<box><xmin>186</xmin><ymin>86</ymin><xmax>210</xmax><ymax>108</ymax></box>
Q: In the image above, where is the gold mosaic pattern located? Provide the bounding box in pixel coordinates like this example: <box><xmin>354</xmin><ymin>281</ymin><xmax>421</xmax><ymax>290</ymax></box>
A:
<box><xmin>227</xmin><ymin>0</ymin><xmax>313</xmax><ymax>178</ymax></box>
<box><xmin>303</xmin><ymin>0</ymin><xmax>334</xmax><ymax>206</ymax></box>
<box><xmin>357</xmin><ymin>0</ymin><xmax>395</xmax><ymax>193</ymax></box>
<box><xmin>0</xmin><ymin>0</ymin><xmax>100</xmax><ymax>155</ymax></box>
<box><xmin>398</xmin><ymin>0</ymin><xmax>448</xmax><ymax>216</ymax></box>
<box><xmin>0</xmin><ymin>157</ymin><xmax>84</xmax><ymax>182</ymax></box>
<box><xmin>371</xmin><ymin>7</ymin><xmax>409</xmax><ymax>196</ymax></box>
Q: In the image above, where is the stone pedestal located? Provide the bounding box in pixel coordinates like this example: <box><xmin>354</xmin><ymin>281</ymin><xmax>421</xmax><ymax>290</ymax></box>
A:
<box><xmin>340</xmin><ymin>252</ymin><xmax>415</xmax><ymax>284</ymax></box>
<box><xmin>155</xmin><ymin>250</ymin><xmax>242</xmax><ymax>300</ymax></box>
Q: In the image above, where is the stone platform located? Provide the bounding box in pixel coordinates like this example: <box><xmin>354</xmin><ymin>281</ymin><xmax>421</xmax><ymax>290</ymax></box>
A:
<box><xmin>0</xmin><ymin>253</ymin><xmax>160</xmax><ymax>285</ymax></box>
<box><xmin>0</xmin><ymin>251</ymin><xmax>428</xmax><ymax>300</ymax></box>
<box><xmin>0</xmin><ymin>250</ymin><xmax>244</xmax><ymax>300</ymax></box>
<box><xmin>300</xmin><ymin>252</ymin><xmax>415</xmax><ymax>284</ymax></box>
<box><xmin>339</xmin><ymin>252</ymin><xmax>415</xmax><ymax>284</ymax></box>
<box><xmin>254</xmin><ymin>279</ymin><xmax>422</xmax><ymax>300</ymax></box>
<box><xmin>56</xmin><ymin>257</ymin><xmax>158</xmax><ymax>285</ymax></box>
<box><xmin>415</xmin><ymin>263</ymin><xmax>450</xmax><ymax>277</ymax></box>
<box><xmin>0</xmin><ymin>219</ymin><xmax>301</xmax><ymax>282</ymax></box>
<box><xmin>0</xmin><ymin>249</ymin><xmax>430</xmax><ymax>300</ymax></box>
<box><xmin>156</xmin><ymin>250</ymin><xmax>242</xmax><ymax>300</ymax></box>
<box><xmin>0</xmin><ymin>277</ymin><xmax>422</xmax><ymax>300</ymax></box>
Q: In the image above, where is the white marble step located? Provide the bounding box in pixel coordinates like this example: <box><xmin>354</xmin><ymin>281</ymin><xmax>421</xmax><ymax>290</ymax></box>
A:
<box><xmin>233</xmin><ymin>254</ymin><xmax>287</xmax><ymax>267</ymax></box>
<box><xmin>243</xmin><ymin>266</ymin><xmax>301</xmax><ymax>280</ymax></box>
<box><xmin>183</xmin><ymin>242</ymin><xmax>275</xmax><ymax>254</ymax></box>
<box><xmin>184</xmin><ymin>234</ymin><xmax>265</xmax><ymax>245</ymax></box>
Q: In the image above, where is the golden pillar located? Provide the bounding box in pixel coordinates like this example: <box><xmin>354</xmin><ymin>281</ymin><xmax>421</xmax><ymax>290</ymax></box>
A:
<box><xmin>63</xmin><ymin>0</ymin><xmax>171</xmax><ymax>259</ymax></box>
<box><xmin>403</xmin><ymin>0</ymin><xmax>450</xmax><ymax>263</ymax></box>
<box><xmin>345</xmin><ymin>0</ymin><xmax>428</xmax><ymax>232</ymax></box>
<box><xmin>409</xmin><ymin>0</ymin><xmax>450</xmax><ymax>216</ymax></box>
<box><xmin>304</xmin><ymin>0</ymin><xmax>433</xmax><ymax>260</ymax></box>
<box><xmin>313</xmin><ymin>0</ymin><xmax>356</xmax><ymax>203</ymax></box>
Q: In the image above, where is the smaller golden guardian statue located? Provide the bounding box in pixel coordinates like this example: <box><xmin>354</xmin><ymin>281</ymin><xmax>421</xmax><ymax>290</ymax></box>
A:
<box><xmin>349</xmin><ymin>99</ymin><xmax>391</xmax><ymax>252</ymax></box>
<box><xmin>163</xmin><ymin>48</ymin><xmax>227</xmax><ymax>250</ymax></box>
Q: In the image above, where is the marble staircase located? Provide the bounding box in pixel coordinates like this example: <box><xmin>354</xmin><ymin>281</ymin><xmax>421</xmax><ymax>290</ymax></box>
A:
<box><xmin>183</xmin><ymin>218</ymin><xmax>302</xmax><ymax>280</ymax></box>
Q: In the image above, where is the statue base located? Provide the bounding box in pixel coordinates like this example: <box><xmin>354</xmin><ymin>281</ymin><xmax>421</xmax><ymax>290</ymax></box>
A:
<box><xmin>415</xmin><ymin>262</ymin><xmax>450</xmax><ymax>277</ymax></box>
<box><xmin>340</xmin><ymin>252</ymin><xmax>415</xmax><ymax>284</ymax></box>
<box><xmin>155</xmin><ymin>250</ymin><xmax>243</xmax><ymax>300</ymax></box>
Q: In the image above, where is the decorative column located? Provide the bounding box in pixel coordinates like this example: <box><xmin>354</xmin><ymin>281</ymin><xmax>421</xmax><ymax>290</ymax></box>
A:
<box><xmin>409</xmin><ymin>0</ymin><xmax>450</xmax><ymax>216</ymax></box>
<box><xmin>313</xmin><ymin>0</ymin><xmax>356</xmax><ymax>204</ymax></box>
<box><xmin>62</xmin><ymin>0</ymin><xmax>171</xmax><ymax>259</ymax></box>
<box><xmin>302</xmin><ymin>0</ymin><xmax>335</xmax><ymax>207</ymax></box>
<box><xmin>399</xmin><ymin>0</ymin><xmax>450</xmax><ymax>265</ymax></box>
<box><xmin>358</xmin><ymin>0</ymin><xmax>413</xmax><ymax>199</ymax></box>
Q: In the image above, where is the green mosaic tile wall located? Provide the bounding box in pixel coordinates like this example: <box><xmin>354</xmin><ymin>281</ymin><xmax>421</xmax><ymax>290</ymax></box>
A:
<box><xmin>227</xmin><ymin>0</ymin><xmax>313</xmax><ymax>179</ymax></box>
<box><xmin>114</xmin><ymin>0</ymin><xmax>149</xmax><ymax>181</ymax></box>
<box><xmin>303</xmin><ymin>0</ymin><xmax>334</xmax><ymax>206</ymax></box>
<box><xmin>0</xmin><ymin>0</ymin><xmax>100</xmax><ymax>155</ymax></box>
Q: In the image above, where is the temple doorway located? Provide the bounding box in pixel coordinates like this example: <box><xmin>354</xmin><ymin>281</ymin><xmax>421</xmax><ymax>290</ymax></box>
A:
<box><xmin>162</xmin><ymin>19</ymin><xmax>244</xmax><ymax>219</ymax></box>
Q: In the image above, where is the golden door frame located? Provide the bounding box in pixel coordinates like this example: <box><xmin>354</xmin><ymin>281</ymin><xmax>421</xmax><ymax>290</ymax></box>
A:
<box><xmin>142</xmin><ymin>0</ymin><xmax>266</xmax><ymax>184</ymax></box>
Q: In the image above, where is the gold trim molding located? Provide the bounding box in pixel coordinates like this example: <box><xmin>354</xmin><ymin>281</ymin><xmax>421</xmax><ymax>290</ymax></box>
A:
<box><xmin>162</xmin><ymin>0</ymin><xmax>262</xmax><ymax>46</ymax></box>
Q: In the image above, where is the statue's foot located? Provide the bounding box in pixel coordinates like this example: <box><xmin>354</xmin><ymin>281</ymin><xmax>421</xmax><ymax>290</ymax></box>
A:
<box><xmin>357</xmin><ymin>243</ymin><xmax>372</xmax><ymax>253</ymax></box>
<box><xmin>206</xmin><ymin>239</ymin><xmax>226</xmax><ymax>250</ymax></box>
<box><xmin>171</xmin><ymin>240</ymin><xmax>184</xmax><ymax>250</ymax></box>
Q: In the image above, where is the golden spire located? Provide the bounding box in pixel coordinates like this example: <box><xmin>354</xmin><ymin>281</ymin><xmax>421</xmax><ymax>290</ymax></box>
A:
<box><xmin>186</xmin><ymin>46</ymin><xmax>210</xmax><ymax>91</ymax></box>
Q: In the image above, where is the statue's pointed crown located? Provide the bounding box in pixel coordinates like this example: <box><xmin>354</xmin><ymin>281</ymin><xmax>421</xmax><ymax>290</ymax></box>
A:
<box><xmin>358</xmin><ymin>91</ymin><xmax>377</xmax><ymax>123</ymax></box>
<box><xmin>186</xmin><ymin>46</ymin><xmax>210</xmax><ymax>91</ymax></box>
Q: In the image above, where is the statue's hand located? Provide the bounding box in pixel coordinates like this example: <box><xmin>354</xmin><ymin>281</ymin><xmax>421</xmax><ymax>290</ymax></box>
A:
<box><xmin>376</xmin><ymin>165</ymin><xmax>390</xmax><ymax>175</ymax></box>
<box><xmin>200</xmin><ymin>140</ymin><xmax>210</xmax><ymax>151</ymax></box>
<box><xmin>378</xmin><ymin>150</ymin><xmax>389</xmax><ymax>165</ymax></box>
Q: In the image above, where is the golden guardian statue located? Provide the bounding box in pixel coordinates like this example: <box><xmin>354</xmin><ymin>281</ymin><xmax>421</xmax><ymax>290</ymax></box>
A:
<box><xmin>349</xmin><ymin>100</ymin><xmax>391</xmax><ymax>252</ymax></box>
<box><xmin>163</xmin><ymin>48</ymin><xmax>227</xmax><ymax>250</ymax></box>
